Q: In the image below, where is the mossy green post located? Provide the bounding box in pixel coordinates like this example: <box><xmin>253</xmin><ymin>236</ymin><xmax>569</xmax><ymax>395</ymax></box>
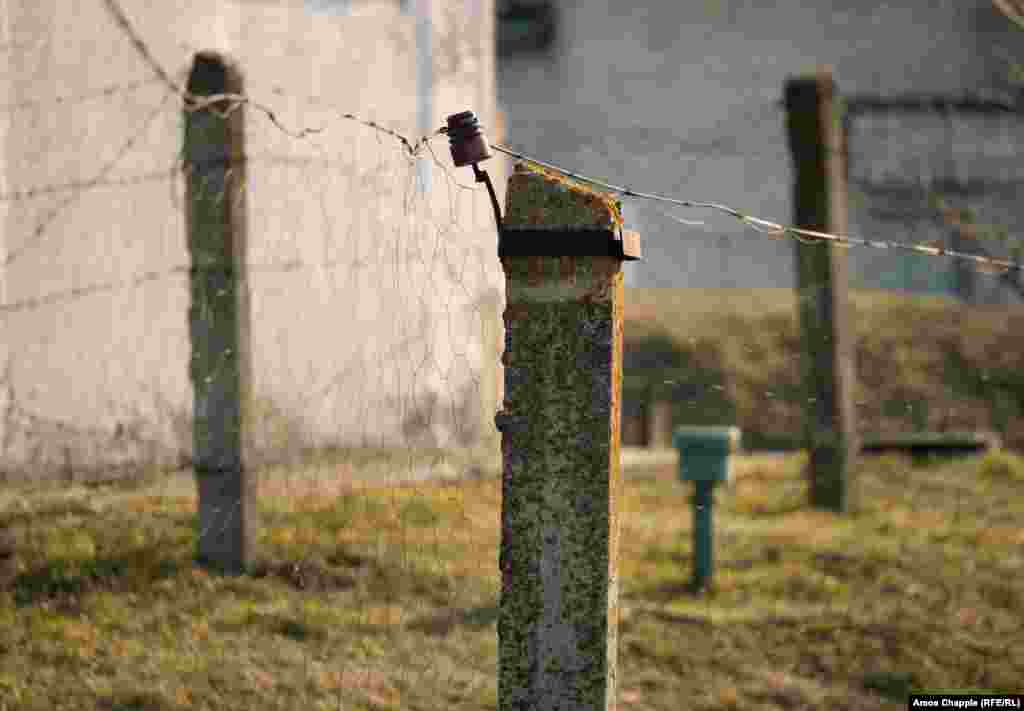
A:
<box><xmin>185</xmin><ymin>52</ymin><xmax>258</xmax><ymax>574</ymax></box>
<box><xmin>784</xmin><ymin>69</ymin><xmax>859</xmax><ymax>513</ymax></box>
<box><xmin>496</xmin><ymin>162</ymin><xmax>629</xmax><ymax>711</ymax></box>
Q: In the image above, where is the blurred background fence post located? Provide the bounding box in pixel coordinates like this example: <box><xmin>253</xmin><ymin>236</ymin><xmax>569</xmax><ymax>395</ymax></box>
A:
<box><xmin>950</xmin><ymin>219</ymin><xmax>978</xmax><ymax>305</ymax></box>
<box><xmin>495</xmin><ymin>162</ymin><xmax>640</xmax><ymax>710</ymax></box>
<box><xmin>646</xmin><ymin>396</ymin><xmax>673</xmax><ymax>449</ymax></box>
<box><xmin>784</xmin><ymin>69</ymin><xmax>860</xmax><ymax>513</ymax></box>
<box><xmin>184</xmin><ymin>51</ymin><xmax>258</xmax><ymax>574</ymax></box>
<box><xmin>620</xmin><ymin>383</ymin><xmax>648</xmax><ymax>447</ymax></box>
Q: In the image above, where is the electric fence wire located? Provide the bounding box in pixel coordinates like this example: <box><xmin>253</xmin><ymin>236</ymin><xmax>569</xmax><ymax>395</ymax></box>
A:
<box><xmin>486</xmin><ymin>142</ymin><xmax>1024</xmax><ymax>276</ymax></box>
<box><xmin>71</xmin><ymin>0</ymin><xmax>1024</xmax><ymax>582</ymax></box>
<box><xmin>1</xmin><ymin>0</ymin><xmax>1013</xmax><ymax>317</ymax></box>
<box><xmin>101</xmin><ymin>0</ymin><xmax>1024</xmax><ymax>276</ymax></box>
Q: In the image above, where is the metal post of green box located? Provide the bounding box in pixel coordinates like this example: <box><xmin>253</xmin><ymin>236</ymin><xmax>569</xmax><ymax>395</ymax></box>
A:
<box><xmin>673</xmin><ymin>426</ymin><xmax>740</xmax><ymax>592</ymax></box>
<box><xmin>496</xmin><ymin>161</ymin><xmax>639</xmax><ymax>711</ymax></box>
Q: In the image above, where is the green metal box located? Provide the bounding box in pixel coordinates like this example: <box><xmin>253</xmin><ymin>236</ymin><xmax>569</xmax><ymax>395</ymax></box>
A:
<box><xmin>673</xmin><ymin>426</ymin><xmax>741</xmax><ymax>484</ymax></box>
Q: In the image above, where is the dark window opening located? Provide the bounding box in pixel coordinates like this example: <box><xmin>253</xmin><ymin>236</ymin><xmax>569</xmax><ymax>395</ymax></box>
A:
<box><xmin>497</xmin><ymin>1</ymin><xmax>556</xmax><ymax>55</ymax></box>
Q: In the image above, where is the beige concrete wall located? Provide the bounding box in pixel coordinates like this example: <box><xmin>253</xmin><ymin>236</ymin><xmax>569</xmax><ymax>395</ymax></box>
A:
<box><xmin>0</xmin><ymin>2</ymin><xmax>9</xmax><ymax>473</ymax></box>
<box><xmin>0</xmin><ymin>0</ymin><xmax>504</xmax><ymax>481</ymax></box>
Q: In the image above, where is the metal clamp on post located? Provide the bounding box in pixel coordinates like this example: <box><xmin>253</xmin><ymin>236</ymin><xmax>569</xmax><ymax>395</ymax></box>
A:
<box><xmin>445</xmin><ymin>111</ymin><xmax>503</xmax><ymax>230</ymax></box>
<box><xmin>445</xmin><ymin>109</ymin><xmax>642</xmax><ymax>261</ymax></box>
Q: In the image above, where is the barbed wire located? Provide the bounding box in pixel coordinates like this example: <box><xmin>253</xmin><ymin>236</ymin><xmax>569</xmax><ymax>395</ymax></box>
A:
<box><xmin>99</xmin><ymin>0</ymin><xmax>183</xmax><ymax>95</ymax></box>
<box><xmin>264</xmin><ymin>86</ymin><xmax>448</xmax><ymax>158</ymax></box>
<box><xmin>0</xmin><ymin>265</ymin><xmax>189</xmax><ymax>315</ymax></box>
<box><xmin>487</xmin><ymin>142</ymin><xmax>1024</xmax><ymax>276</ymax></box>
<box><xmin>0</xmin><ymin>254</ymin><xmax>401</xmax><ymax>316</ymax></box>
<box><xmin>0</xmin><ymin>38</ymin><xmax>48</xmax><ymax>54</ymax></box>
<box><xmin>101</xmin><ymin>0</ymin><xmax>444</xmax><ymax>157</ymax></box>
<box><xmin>1</xmin><ymin>0</ymin><xmax>1012</xmax><ymax>323</ymax></box>
<box><xmin>1</xmin><ymin>0</ymin><xmax>998</xmax><ymax>646</ymax></box>
<box><xmin>3</xmin><ymin>91</ymin><xmax>177</xmax><ymax>268</ymax></box>
<box><xmin>0</xmin><ymin>77</ymin><xmax>165</xmax><ymax>112</ymax></box>
<box><xmin>5</xmin><ymin>103</ymin><xmax>1020</xmax><ymax>316</ymax></box>
<box><xmin>0</xmin><ymin>168</ymin><xmax>177</xmax><ymax>202</ymax></box>
<box><xmin>0</xmin><ymin>147</ymin><xmax>447</xmax><ymax>204</ymax></box>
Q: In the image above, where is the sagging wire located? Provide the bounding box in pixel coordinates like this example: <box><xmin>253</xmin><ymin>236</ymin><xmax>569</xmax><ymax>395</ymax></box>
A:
<box><xmin>0</xmin><ymin>77</ymin><xmax>165</xmax><ymax>112</ymax></box>
<box><xmin>487</xmin><ymin>142</ymin><xmax>1024</xmax><ymax>275</ymax></box>
<box><xmin>99</xmin><ymin>0</ymin><xmax>1024</xmax><ymax>277</ymax></box>
<box><xmin>102</xmin><ymin>0</ymin><xmax>445</xmax><ymax>156</ymax></box>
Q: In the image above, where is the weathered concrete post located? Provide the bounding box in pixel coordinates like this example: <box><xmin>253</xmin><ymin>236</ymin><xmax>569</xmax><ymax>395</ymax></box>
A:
<box><xmin>784</xmin><ymin>69</ymin><xmax>859</xmax><ymax>513</ymax></box>
<box><xmin>621</xmin><ymin>404</ymin><xmax>646</xmax><ymax>448</ymax></box>
<box><xmin>495</xmin><ymin>161</ymin><xmax>640</xmax><ymax>711</ymax></box>
<box><xmin>184</xmin><ymin>51</ymin><xmax>258</xmax><ymax>574</ymax></box>
<box><xmin>646</xmin><ymin>397</ymin><xmax>672</xmax><ymax>449</ymax></box>
<box><xmin>943</xmin><ymin>206</ymin><xmax>978</xmax><ymax>305</ymax></box>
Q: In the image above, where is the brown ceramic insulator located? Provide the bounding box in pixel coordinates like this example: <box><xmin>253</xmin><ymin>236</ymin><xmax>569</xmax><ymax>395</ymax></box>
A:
<box><xmin>446</xmin><ymin>111</ymin><xmax>493</xmax><ymax>167</ymax></box>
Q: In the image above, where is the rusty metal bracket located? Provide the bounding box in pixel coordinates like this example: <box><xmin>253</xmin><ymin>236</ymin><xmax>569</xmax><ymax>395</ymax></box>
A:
<box><xmin>446</xmin><ymin>109</ymin><xmax>643</xmax><ymax>260</ymax></box>
<box><xmin>472</xmin><ymin>163</ymin><xmax>503</xmax><ymax>231</ymax></box>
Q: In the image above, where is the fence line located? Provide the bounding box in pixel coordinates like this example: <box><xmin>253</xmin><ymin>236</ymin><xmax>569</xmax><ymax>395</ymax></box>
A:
<box><xmin>0</xmin><ymin>3</ymin><xmax>1017</xmax><ymax>706</ymax></box>
<box><xmin>7</xmin><ymin>23</ymin><xmax>1007</xmax><ymax>445</ymax></box>
<box><xmin>785</xmin><ymin>70</ymin><xmax>858</xmax><ymax>513</ymax></box>
<box><xmin>4</xmin><ymin>0</ymin><xmax>503</xmax><ymax>492</ymax></box>
<box><xmin>103</xmin><ymin>0</ymin><xmax>443</xmax><ymax>152</ymax></box>
<box><xmin>1</xmin><ymin>0</ymin><xmax>1010</xmax><ymax>535</ymax></box>
<box><xmin>97</xmin><ymin>0</ymin><xmax>1024</xmax><ymax>280</ymax></box>
<box><xmin>0</xmin><ymin>168</ymin><xmax>177</xmax><ymax>202</ymax></box>
<box><xmin>3</xmin><ymin>88</ymin><xmax>1020</xmax><ymax>322</ymax></box>
<box><xmin>0</xmin><ymin>141</ymin><xmax>461</xmax><ymax>319</ymax></box>
<box><xmin>0</xmin><ymin>77</ymin><xmax>165</xmax><ymax>112</ymax></box>
<box><xmin>0</xmin><ymin>0</ymin><xmax>1009</xmax><ymax>316</ymax></box>
<box><xmin>3</xmin><ymin>91</ymin><xmax>176</xmax><ymax>268</ymax></box>
<box><xmin>488</xmin><ymin>143</ymin><xmax>1024</xmax><ymax>275</ymax></box>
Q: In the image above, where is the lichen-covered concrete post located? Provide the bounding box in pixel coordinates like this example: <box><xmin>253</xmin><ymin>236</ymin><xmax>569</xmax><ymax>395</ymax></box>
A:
<box><xmin>784</xmin><ymin>69</ymin><xmax>859</xmax><ymax>513</ymax></box>
<box><xmin>495</xmin><ymin>161</ymin><xmax>640</xmax><ymax>711</ymax></box>
<box><xmin>185</xmin><ymin>51</ymin><xmax>258</xmax><ymax>574</ymax></box>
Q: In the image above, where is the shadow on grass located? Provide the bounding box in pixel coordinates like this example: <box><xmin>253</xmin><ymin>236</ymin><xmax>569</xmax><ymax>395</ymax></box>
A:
<box><xmin>7</xmin><ymin>539</ymin><xmax>382</xmax><ymax>609</ymax></box>
<box><xmin>10</xmin><ymin>545</ymin><xmax>185</xmax><ymax>607</ymax></box>
<box><xmin>861</xmin><ymin>671</ymin><xmax>917</xmax><ymax>702</ymax></box>
<box><xmin>97</xmin><ymin>691</ymin><xmax>178</xmax><ymax>711</ymax></box>
<box><xmin>406</xmin><ymin>603</ymin><xmax>500</xmax><ymax>636</ymax></box>
<box><xmin>630</xmin><ymin>578</ymin><xmax>720</xmax><ymax>604</ymax></box>
<box><xmin>250</xmin><ymin>554</ymin><xmax>364</xmax><ymax>593</ymax></box>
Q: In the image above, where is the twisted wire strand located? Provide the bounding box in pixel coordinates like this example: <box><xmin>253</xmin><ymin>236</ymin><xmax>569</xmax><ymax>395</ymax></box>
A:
<box><xmin>0</xmin><ymin>168</ymin><xmax>177</xmax><ymax>202</ymax></box>
<box><xmin>488</xmin><ymin>142</ymin><xmax>1024</xmax><ymax>275</ymax></box>
<box><xmin>101</xmin><ymin>0</ymin><xmax>444</xmax><ymax>155</ymax></box>
<box><xmin>0</xmin><ymin>77</ymin><xmax>165</xmax><ymax>112</ymax></box>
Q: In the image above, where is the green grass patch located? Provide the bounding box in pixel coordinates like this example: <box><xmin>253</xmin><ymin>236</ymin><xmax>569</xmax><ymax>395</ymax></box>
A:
<box><xmin>625</xmin><ymin>287</ymin><xmax>1024</xmax><ymax>453</ymax></box>
<box><xmin>0</xmin><ymin>448</ymin><xmax>1020</xmax><ymax>709</ymax></box>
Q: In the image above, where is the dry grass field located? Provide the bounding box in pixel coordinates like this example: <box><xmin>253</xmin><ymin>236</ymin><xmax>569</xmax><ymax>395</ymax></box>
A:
<box><xmin>624</xmin><ymin>287</ymin><xmax>1024</xmax><ymax>451</ymax></box>
<box><xmin>0</xmin><ymin>447</ymin><xmax>1021</xmax><ymax>710</ymax></box>
<box><xmin>0</xmin><ymin>286</ymin><xmax>1021</xmax><ymax>709</ymax></box>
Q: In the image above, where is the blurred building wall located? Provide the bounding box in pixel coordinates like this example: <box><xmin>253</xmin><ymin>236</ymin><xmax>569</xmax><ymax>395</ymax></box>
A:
<box><xmin>497</xmin><ymin>0</ymin><xmax>1024</xmax><ymax>301</ymax></box>
<box><xmin>0</xmin><ymin>0</ymin><xmax>505</xmax><ymax>481</ymax></box>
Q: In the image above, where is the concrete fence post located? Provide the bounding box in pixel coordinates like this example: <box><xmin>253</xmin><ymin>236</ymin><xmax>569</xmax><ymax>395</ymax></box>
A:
<box><xmin>622</xmin><ymin>406</ymin><xmax>646</xmax><ymax>448</ymax></box>
<box><xmin>184</xmin><ymin>51</ymin><xmax>258</xmax><ymax>574</ymax></box>
<box><xmin>949</xmin><ymin>222</ymin><xmax>977</xmax><ymax>305</ymax></box>
<box><xmin>495</xmin><ymin>161</ymin><xmax>640</xmax><ymax>710</ymax></box>
<box><xmin>784</xmin><ymin>69</ymin><xmax>859</xmax><ymax>513</ymax></box>
<box><xmin>646</xmin><ymin>397</ymin><xmax>672</xmax><ymax>449</ymax></box>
